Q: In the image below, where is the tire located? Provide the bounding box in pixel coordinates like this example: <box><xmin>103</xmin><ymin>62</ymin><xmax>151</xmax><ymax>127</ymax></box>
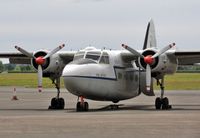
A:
<box><xmin>51</xmin><ymin>98</ymin><xmax>57</xmax><ymax>109</ymax></box>
<box><xmin>76</xmin><ymin>102</ymin><xmax>81</xmax><ymax>112</ymax></box>
<box><xmin>59</xmin><ymin>98</ymin><xmax>65</xmax><ymax>109</ymax></box>
<box><xmin>84</xmin><ymin>102</ymin><xmax>89</xmax><ymax>111</ymax></box>
<box><xmin>162</xmin><ymin>97</ymin><xmax>169</xmax><ymax>110</ymax></box>
<box><xmin>155</xmin><ymin>97</ymin><xmax>162</xmax><ymax>109</ymax></box>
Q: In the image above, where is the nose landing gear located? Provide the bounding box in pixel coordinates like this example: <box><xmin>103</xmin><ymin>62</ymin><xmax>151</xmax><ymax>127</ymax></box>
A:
<box><xmin>76</xmin><ymin>96</ymin><xmax>89</xmax><ymax>112</ymax></box>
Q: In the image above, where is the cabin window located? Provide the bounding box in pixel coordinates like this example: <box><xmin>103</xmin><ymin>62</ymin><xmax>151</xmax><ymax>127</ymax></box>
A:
<box><xmin>118</xmin><ymin>72</ymin><xmax>122</xmax><ymax>79</ymax></box>
<box><xmin>73</xmin><ymin>51</ymin><xmax>85</xmax><ymax>60</ymax></box>
<box><xmin>135</xmin><ymin>74</ymin><xmax>138</xmax><ymax>82</ymax></box>
<box><xmin>124</xmin><ymin>73</ymin><xmax>128</xmax><ymax>80</ymax></box>
<box><xmin>85</xmin><ymin>52</ymin><xmax>101</xmax><ymax>61</ymax></box>
<box><xmin>99</xmin><ymin>52</ymin><xmax>110</xmax><ymax>64</ymax></box>
<box><xmin>130</xmin><ymin>74</ymin><xmax>133</xmax><ymax>81</ymax></box>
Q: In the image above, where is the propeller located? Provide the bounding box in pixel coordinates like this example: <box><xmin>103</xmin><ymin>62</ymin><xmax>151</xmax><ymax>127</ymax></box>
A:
<box><xmin>15</xmin><ymin>44</ymin><xmax>65</xmax><ymax>92</ymax></box>
<box><xmin>122</xmin><ymin>43</ymin><xmax>175</xmax><ymax>92</ymax></box>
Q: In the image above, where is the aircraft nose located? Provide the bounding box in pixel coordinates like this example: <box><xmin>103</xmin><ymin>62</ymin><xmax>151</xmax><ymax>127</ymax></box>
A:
<box><xmin>62</xmin><ymin>64</ymin><xmax>80</xmax><ymax>77</ymax></box>
<box><xmin>62</xmin><ymin>59</ymin><xmax>97</xmax><ymax>77</ymax></box>
<box><xmin>62</xmin><ymin>64</ymin><xmax>86</xmax><ymax>95</ymax></box>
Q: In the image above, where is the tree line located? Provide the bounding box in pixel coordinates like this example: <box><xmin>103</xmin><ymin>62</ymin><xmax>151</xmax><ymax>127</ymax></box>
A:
<box><xmin>177</xmin><ymin>65</ymin><xmax>200</xmax><ymax>73</ymax></box>
<box><xmin>0</xmin><ymin>60</ymin><xmax>35</xmax><ymax>73</ymax></box>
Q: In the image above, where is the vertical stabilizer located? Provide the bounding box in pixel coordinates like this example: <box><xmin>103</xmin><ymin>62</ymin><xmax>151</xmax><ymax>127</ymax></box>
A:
<box><xmin>143</xmin><ymin>19</ymin><xmax>157</xmax><ymax>49</ymax></box>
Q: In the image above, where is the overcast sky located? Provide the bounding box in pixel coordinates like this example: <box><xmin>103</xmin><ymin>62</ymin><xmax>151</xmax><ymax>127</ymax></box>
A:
<box><xmin>0</xmin><ymin>0</ymin><xmax>200</xmax><ymax>54</ymax></box>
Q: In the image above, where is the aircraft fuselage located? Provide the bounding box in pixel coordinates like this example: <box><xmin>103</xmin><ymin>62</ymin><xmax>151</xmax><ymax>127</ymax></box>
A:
<box><xmin>62</xmin><ymin>48</ymin><xmax>140</xmax><ymax>102</ymax></box>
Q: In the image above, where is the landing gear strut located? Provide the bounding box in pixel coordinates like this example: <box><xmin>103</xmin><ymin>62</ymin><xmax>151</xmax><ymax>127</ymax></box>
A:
<box><xmin>48</xmin><ymin>78</ymin><xmax>65</xmax><ymax>110</ymax></box>
<box><xmin>155</xmin><ymin>78</ymin><xmax>172</xmax><ymax>110</ymax></box>
<box><xmin>76</xmin><ymin>96</ymin><xmax>89</xmax><ymax>112</ymax></box>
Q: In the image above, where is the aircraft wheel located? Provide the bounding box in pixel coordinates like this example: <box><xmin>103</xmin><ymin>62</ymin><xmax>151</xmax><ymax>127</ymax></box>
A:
<box><xmin>155</xmin><ymin>97</ymin><xmax>162</xmax><ymax>109</ymax></box>
<box><xmin>162</xmin><ymin>97</ymin><xmax>169</xmax><ymax>110</ymax></box>
<box><xmin>58</xmin><ymin>98</ymin><xmax>65</xmax><ymax>109</ymax></box>
<box><xmin>76</xmin><ymin>102</ymin><xmax>89</xmax><ymax>112</ymax></box>
<box><xmin>84</xmin><ymin>102</ymin><xmax>89</xmax><ymax>111</ymax></box>
<box><xmin>50</xmin><ymin>98</ymin><xmax>57</xmax><ymax>109</ymax></box>
<box><xmin>49</xmin><ymin>97</ymin><xmax>65</xmax><ymax>109</ymax></box>
<box><xmin>76</xmin><ymin>102</ymin><xmax>81</xmax><ymax>111</ymax></box>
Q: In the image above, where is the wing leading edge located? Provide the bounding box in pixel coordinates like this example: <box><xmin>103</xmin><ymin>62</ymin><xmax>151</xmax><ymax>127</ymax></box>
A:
<box><xmin>174</xmin><ymin>51</ymin><xmax>200</xmax><ymax>65</ymax></box>
<box><xmin>121</xmin><ymin>50</ymin><xmax>200</xmax><ymax>66</ymax></box>
<box><xmin>0</xmin><ymin>52</ymin><xmax>31</xmax><ymax>64</ymax></box>
<box><xmin>0</xmin><ymin>51</ymin><xmax>76</xmax><ymax>65</ymax></box>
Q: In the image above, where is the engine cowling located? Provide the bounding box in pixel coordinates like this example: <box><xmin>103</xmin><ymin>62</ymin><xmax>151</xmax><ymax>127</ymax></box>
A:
<box><xmin>139</xmin><ymin>49</ymin><xmax>158</xmax><ymax>70</ymax></box>
<box><xmin>15</xmin><ymin>44</ymin><xmax>65</xmax><ymax>92</ymax></box>
<box><xmin>139</xmin><ymin>49</ymin><xmax>178</xmax><ymax>78</ymax></box>
<box><xmin>32</xmin><ymin>50</ymin><xmax>50</xmax><ymax>71</ymax></box>
<box><xmin>31</xmin><ymin>50</ymin><xmax>65</xmax><ymax>78</ymax></box>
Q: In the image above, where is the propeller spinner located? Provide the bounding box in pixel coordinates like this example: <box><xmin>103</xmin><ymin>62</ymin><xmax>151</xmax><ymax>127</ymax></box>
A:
<box><xmin>15</xmin><ymin>44</ymin><xmax>65</xmax><ymax>92</ymax></box>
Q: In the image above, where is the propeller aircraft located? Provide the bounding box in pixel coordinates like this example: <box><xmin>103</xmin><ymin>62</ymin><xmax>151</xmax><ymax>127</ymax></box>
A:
<box><xmin>1</xmin><ymin>19</ymin><xmax>200</xmax><ymax>111</ymax></box>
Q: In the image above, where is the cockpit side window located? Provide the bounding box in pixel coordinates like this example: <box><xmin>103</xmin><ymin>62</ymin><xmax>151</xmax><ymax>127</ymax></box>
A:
<box><xmin>73</xmin><ymin>51</ymin><xmax>85</xmax><ymax>60</ymax></box>
<box><xmin>99</xmin><ymin>52</ymin><xmax>109</xmax><ymax>64</ymax></box>
<box><xmin>85</xmin><ymin>52</ymin><xmax>101</xmax><ymax>61</ymax></box>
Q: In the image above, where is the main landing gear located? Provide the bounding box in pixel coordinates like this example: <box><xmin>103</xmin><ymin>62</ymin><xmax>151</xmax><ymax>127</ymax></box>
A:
<box><xmin>48</xmin><ymin>78</ymin><xmax>65</xmax><ymax>110</ymax></box>
<box><xmin>155</xmin><ymin>78</ymin><xmax>172</xmax><ymax>110</ymax></box>
<box><xmin>76</xmin><ymin>96</ymin><xmax>89</xmax><ymax>112</ymax></box>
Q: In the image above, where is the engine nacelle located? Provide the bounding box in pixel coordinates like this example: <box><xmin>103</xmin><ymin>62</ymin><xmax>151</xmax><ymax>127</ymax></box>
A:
<box><xmin>139</xmin><ymin>49</ymin><xmax>178</xmax><ymax>78</ymax></box>
<box><xmin>31</xmin><ymin>50</ymin><xmax>50</xmax><ymax>71</ymax></box>
<box><xmin>31</xmin><ymin>50</ymin><xmax>65</xmax><ymax>78</ymax></box>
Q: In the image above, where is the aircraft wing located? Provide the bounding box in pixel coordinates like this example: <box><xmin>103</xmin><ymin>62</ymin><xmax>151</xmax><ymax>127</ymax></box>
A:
<box><xmin>120</xmin><ymin>50</ymin><xmax>140</xmax><ymax>63</ymax></box>
<box><xmin>58</xmin><ymin>51</ymin><xmax>76</xmax><ymax>64</ymax></box>
<box><xmin>173</xmin><ymin>51</ymin><xmax>200</xmax><ymax>65</ymax></box>
<box><xmin>0</xmin><ymin>52</ymin><xmax>31</xmax><ymax>64</ymax></box>
<box><xmin>0</xmin><ymin>51</ymin><xmax>76</xmax><ymax>65</ymax></box>
<box><xmin>121</xmin><ymin>50</ymin><xmax>200</xmax><ymax>66</ymax></box>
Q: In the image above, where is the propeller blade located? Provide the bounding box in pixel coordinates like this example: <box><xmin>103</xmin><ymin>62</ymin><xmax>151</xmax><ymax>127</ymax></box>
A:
<box><xmin>43</xmin><ymin>44</ymin><xmax>65</xmax><ymax>59</ymax></box>
<box><xmin>122</xmin><ymin>44</ymin><xmax>144</xmax><ymax>58</ymax></box>
<box><xmin>146</xmin><ymin>64</ymin><xmax>151</xmax><ymax>91</ymax></box>
<box><xmin>152</xmin><ymin>43</ymin><xmax>175</xmax><ymax>58</ymax></box>
<box><xmin>38</xmin><ymin>65</ymin><xmax>43</xmax><ymax>92</ymax></box>
<box><xmin>15</xmin><ymin>46</ymin><xmax>35</xmax><ymax>58</ymax></box>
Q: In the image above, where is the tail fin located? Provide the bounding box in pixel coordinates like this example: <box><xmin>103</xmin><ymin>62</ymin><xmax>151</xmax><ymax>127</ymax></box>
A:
<box><xmin>143</xmin><ymin>19</ymin><xmax>157</xmax><ymax>49</ymax></box>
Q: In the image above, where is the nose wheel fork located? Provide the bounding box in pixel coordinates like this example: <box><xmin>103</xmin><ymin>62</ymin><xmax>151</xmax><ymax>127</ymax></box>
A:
<box><xmin>155</xmin><ymin>78</ymin><xmax>172</xmax><ymax>110</ymax></box>
<box><xmin>76</xmin><ymin>96</ymin><xmax>89</xmax><ymax>112</ymax></box>
<box><xmin>48</xmin><ymin>78</ymin><xmax>65</xmax><ymax>110</ymax></box>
